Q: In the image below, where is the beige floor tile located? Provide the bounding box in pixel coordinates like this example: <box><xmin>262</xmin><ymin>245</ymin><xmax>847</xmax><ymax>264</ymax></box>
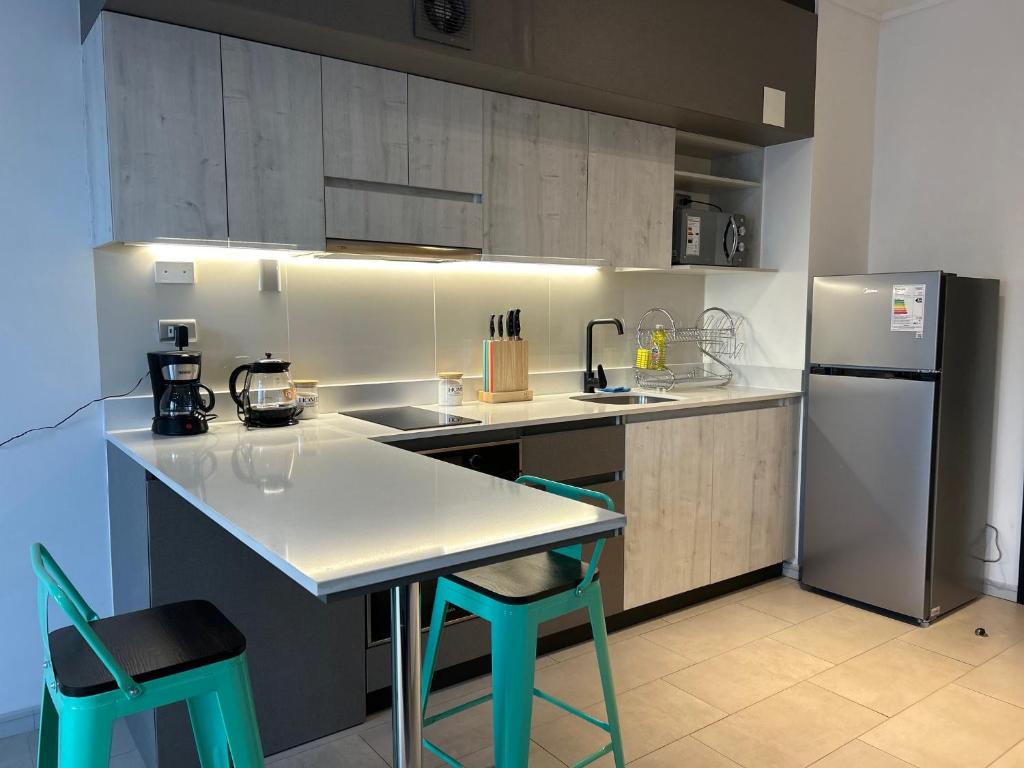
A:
<box><xmin>808</xmin><ymin>639</ymin><xmax>971</xmax><ymax>715</ymax></box>
<box><xmin>991</xmin><ymin>740</ymin><xmax>1024</xmax><ymax>768</ymax></box>
<box><xmin>459</xmin><ymin>741</ymin><xmax>564</xmax><ymax>768</ymax></box>
<box><xmin>274</xmin><ymin>734</ymin><xmax>390</xmax><ymax>768</ymax></box>
<box><xmin>747</xmin><ymin>576</ymin><xmax>798</xmax><ymax>594</ymax></box>
<box><xmin>739</xmin><ymin>582</ymin><xmax>843</xmax><ymax>624</ymax></box>
<box><xmin>661</xmin><ymin>591</ymin><xmax>752</xmax><ymax>623</ymax></box>
<box><xmin>903</xmin><ymin>597</ymin><xmax>1024</xmax><ymax>666</ymax></box>
<box><xmin>645</xmin><ymin>604</ymin><xmax>791</xmax><ymax>662</ymax></box>
<box><xmin>693</xmin><ymin>682</ymin><xmax>885</xmax><ymax>768</ymax></box>
<box><xmin>629</xmin><ymin>736</ymin><xmax>741</xmax><ymax>767</ymax></box>
<box><xmin>961</xmin><ymin>641</ymin><xmax>1024</xmax><ymax>708</ymax></box>
<box><xmin>771</xmin><ymin>605</ymin><xmax>912</xmax><ymax>664</ymax></box>
<box><xmin>533</xmin><ymin>679</ymin><xmax>725</xmax><ymax>764</ymax></box>
<box><xmin>534</xmin><ymin>635</ymin><xmax>693</xmax><ymax>708</ymax></box>
<box><xmin>861</xmin><ymin>684</ymin><xmax>1024</xmax><ymax>768</ymax></box>
<box><xmin>546</xmin><ymin>618</ymin><xmax>672</xmax><ymax>663</ymax></box>
<box><xmin>664</xmin><ymin>637</ymin><xmax>832</xmax><ymax>713</ymax></box>
<box><xmin>809</xmin><ymin>740</ymin><xmax>913</xmax><ymax>767</ymax></box>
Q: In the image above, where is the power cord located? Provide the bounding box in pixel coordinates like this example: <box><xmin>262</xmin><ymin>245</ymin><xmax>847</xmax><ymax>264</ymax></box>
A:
<box><xmin>978</xmin><ymin>523</ymin><xmax>1003</xmax><ymax>564</ymax></box>
<box><xmin>0</xmin><ymin>371</ymin><xmax>150</xmax><ymax>449</ymax></box>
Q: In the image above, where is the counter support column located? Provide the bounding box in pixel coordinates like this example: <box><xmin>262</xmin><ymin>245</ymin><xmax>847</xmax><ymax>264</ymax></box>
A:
<box><xmin>390</xmin><ymin>583</ymin><xmax>422</xmax><ymax>768</ymax></box>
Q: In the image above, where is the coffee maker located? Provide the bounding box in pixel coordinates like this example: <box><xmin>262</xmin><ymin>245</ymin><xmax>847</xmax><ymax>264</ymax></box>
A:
<box><xmin>147</xmin><ymin>326</ymin><xmax>216</xmax><ymax>436</ymax></box>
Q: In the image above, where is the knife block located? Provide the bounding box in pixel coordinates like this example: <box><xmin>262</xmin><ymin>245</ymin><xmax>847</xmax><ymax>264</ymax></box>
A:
<box><xmin>479</xmin><ymin>339</ymin><xmax>533</xmax><ymax>403</ymax></box>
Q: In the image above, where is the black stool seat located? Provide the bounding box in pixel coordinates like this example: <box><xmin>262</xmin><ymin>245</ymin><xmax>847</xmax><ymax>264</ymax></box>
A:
<box><xmin>49</xmin><ymin>600</ymin><xmax>246</xmax><ymax>697</ymax></box>
<box><xmin>448</xmin><ymin>551</ymin><xmax>597</xmax><ymax>605</ymax></box>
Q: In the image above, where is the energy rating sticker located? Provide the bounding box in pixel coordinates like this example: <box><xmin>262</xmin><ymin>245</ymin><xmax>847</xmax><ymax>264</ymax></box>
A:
<box><xmin>891</xmin><ymin>284</ymin><xmax>926</xmax><ymax>336</ymax></box>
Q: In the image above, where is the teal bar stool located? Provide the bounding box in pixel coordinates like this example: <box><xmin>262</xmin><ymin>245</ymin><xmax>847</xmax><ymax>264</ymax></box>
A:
<box><xmin>421</xmin><ymin>476</ymin><xmax>625</xmax><ymax>768</ymax></box>
<box><xmin>30</xmin><ymin>543</ymin><xmax>264</xmax><ymax>767</ymax></box>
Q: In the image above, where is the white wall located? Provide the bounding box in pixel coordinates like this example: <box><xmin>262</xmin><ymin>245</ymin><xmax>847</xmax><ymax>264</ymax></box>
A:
<box><xmin>809</xmin><ymin>0</ymin><xmax>880</xmax><ymax>277</ymax></box>
<box><xmin>869</xmin><ymin>0</ymin><xmax>1024</xmax><ymax>591</ymax></box>
<box><xmin>0</xmin><ymin>0</ymin><xmax>110</xmax><ymax>721</ymax></box>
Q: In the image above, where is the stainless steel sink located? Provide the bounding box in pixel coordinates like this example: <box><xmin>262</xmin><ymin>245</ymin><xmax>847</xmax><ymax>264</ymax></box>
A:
<box><xmin>571</xmin><ymin>393</ymin><xmax>674</xmax><ymax>405</ymax></box>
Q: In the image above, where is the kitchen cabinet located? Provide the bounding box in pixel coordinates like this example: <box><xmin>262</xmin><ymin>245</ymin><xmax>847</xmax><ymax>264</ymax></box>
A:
<box><xmin>322</xmin><ymin>58</ymin><xmax>408</xmax><ymax>185</ymax></box>
<box><xmin>586</xmin><ymin>113</ymin><xmax>675</xmax><ymax>268</ymax></box>
<box><xmin>83</xmin><ymin>13</ymin><xmax>227</xmax><ymax>246</ymax></box>
<box><xmin>409</xmin><ymin>76</ymin><xmax>483</xmax><ymax>194</ymax></box>
<box><xmin>710</xmin><ymin>404</ymin><xmax>798</xmax><ymax>582</ymax></box>
<box><xmin>623</xmin><ymin>402</ymin><xmax>798</xmax><ymax>609</ymax></box>
<box><xmin>623</xmin><ymin>415</ymin><xmax>714</xmax><ymax>609</ymax></box>
<box><xmin>483</xmin><ymin>93</ymin><xmax>588</xmax><ymax>262</ymax></box>
<box><xmin>222</xmin><ymin>38</ymin><xmax>325</xmax><ymax>250</ymax></box>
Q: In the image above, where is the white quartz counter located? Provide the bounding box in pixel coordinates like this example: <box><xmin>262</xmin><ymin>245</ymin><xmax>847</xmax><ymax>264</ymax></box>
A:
<box><xmin>107</xmin><ymin>385</ymin><xmax>800</xmax><ymax>597</ymax></box>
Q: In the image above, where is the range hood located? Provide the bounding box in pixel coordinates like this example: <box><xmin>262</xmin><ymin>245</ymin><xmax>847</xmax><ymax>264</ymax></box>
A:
<box><xmin>318</xmin><ymin>239</ymin><xmax>481</xmax><ymax>263</ymax></box>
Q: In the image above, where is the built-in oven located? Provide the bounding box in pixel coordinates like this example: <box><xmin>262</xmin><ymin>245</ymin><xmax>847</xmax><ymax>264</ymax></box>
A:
<box><xmin>365</xmin><ymin>438</ymin><xmax>521</xmax><ymax>647</ymax></box>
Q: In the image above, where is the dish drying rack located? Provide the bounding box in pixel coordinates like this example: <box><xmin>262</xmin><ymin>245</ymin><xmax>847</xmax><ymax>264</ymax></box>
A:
<box><xmin>634</xmin><ymin>307</ymin><xmax>743</xmax><ymax>390</ymax></box>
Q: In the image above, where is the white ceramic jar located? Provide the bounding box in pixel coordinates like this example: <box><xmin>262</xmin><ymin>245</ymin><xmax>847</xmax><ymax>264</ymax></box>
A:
<box><xmin>293</xmin><ymin>379</ymin><xmax>320</xmax><ymax>419</ymax></box>
<box><xmin>437</xmin><ymin>372</ymin><xmax>464</xmax><ymax>407</ymax></box>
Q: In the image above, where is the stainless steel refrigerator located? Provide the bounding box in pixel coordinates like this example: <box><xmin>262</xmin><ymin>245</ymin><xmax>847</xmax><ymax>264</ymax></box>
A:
<box><xmin>802</xmin><ymin>271</ymin><xmax>998</xmax><ymax>624</ymax></box>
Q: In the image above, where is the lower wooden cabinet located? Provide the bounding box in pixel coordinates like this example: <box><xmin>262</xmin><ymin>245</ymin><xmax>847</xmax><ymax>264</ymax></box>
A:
<box><xmin>623</xmin><ymin>403</ymin><xmax>798</xmax><ymax>609</ymax></box>
<box><xmin>624</xmin><ymin>415</ymin><xmax>714</xmax><ymax>609</ymax></box>
<box><xmin>710</xmin><ymin>405</ymin><xmax>798</xmax><ymax>582</ymax></box>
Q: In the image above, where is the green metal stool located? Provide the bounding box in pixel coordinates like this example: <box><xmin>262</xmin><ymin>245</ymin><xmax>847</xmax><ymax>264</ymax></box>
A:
<box><xmin>421</xmin><ymin>476</ymin><xmax>625</xmax><ymax>768</ymax></box>
<box><xmin>30</xmin><ymin>543</ymin><xmax>264</xmax><ymax>768</ymax></box>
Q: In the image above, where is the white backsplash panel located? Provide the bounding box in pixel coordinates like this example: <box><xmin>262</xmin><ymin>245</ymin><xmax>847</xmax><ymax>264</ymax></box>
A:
<box><xmin>93</xmin><ymin>245</ymin><xmax>705</xmax><ymax>405</ymax></box>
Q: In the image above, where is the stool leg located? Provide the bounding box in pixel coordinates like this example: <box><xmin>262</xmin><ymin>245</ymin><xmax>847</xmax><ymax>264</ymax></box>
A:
<box><xmin>588</xmin><ymin>589</ymin><xmax>625</xmax><ymax>768</ymax></box>
<box><xmin>217</xmin><ymin>658</ymin><xmax>264</xmax><ymax>768</ymax></box>
<box><xmin>37</xmin><ymin>685</ymin><xmax>58</xmax><ymax>768</ymax></box>
<box><xmin>491</xmin><ymin>611</ymin><xmax>537</xmax><ymax>768</ymax></box>
<box><xmin>420</xmin><ymin>583</ymin><xmax>449</xmax><ymax>714</ymax></box>
<box><xmin>57</xmin><ymin>707</ymin><xmax>112</xmax><ymax>768</ymax></box>
<box><xmin>187</xmin><ymin>691</ymin><xmax>231</xmax><ymax>768</ymax></box>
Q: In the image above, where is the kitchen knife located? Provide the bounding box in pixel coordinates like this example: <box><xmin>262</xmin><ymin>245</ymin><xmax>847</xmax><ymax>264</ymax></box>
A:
<box><xmin>514</xmin><ymin>309</ymin><xmax>522</xmax><ymax>340</ymax></box>
<box><xmin>497</xmin><ymin>313</ymin><xmax>504</xmax><ymax>339</ymax></box>
<box><xmin>507</xmin><ymin>310</ymin><xmax>515</xmax><ymax>341</ymax></box>
<box><xmin>489</xmin><ymin>314</ymin><xmax>495</xmax><ymax>339</ymax></box>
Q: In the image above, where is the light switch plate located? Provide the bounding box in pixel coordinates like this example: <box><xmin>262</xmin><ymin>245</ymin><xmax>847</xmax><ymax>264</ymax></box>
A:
<box><xmin>157</xmin><ymin>319</ymin><xmax>198</xmax><ymax>344</ymax></box>
<box><xmin>154</xmin><ymin>261</ymin><xmax>195</xmax><ymax>284</ymax></box>
<box><xmin>763</xmin><ymin>86</ymin><xmax>787</xmax><ymax>128</ymax></box>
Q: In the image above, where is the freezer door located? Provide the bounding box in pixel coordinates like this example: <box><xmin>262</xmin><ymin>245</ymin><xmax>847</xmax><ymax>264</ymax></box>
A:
<box><xmin>802</xmin><ymin>372</ymin><xmax>936</xmax><ymax>620</ymax></box>
<box><xmin>810</xmin><ymin>272</ymin><xmax>942</xmax><ymax>370</ymax></box>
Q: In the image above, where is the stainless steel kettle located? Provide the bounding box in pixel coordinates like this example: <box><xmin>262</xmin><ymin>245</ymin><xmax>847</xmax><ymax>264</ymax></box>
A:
<box><xmin>228</xmin><ymin>353</ymin><xmax>303</xmax><ymax>428</ymax></box>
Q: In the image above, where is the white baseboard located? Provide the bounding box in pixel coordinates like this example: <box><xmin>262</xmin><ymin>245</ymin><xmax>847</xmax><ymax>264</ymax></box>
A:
<box><xmin>983</xmin><ymin>579</ymin><xmax>1019</xmax><ymax>602</ymax></box>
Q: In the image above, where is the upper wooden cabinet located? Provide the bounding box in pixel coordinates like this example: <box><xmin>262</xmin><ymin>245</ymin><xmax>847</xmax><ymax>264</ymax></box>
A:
<box><xmin>408</xmin><ymin>77</ymin><xmax>483</xmax><ymax>195</ymax></box>
<box><xmin>322</xmin><ymin>58</ymin><xmax>408</xmax><ymax>185</ymax></box>
<box><xmin>222</xmin><ymin>38</ymin><xmax>325</xmax><ymax>250</ymax></box>
<box><xmin>84</xmin><ymin>14</ymin><xmax>228</xmax><ymax>246</ymax></box>
<box><xmin>586</xmin><ymin>113</ymin><xmax>675</xmax><ymax>268</ymax></box>
<box><xmin>483</xmin><ymin>93</ymin><xmax>588</xmax><ymax>262</ymax></box>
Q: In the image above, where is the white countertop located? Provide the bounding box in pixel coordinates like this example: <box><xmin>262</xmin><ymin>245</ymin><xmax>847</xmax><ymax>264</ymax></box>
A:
<box><xmin>107</xmin><ymin>386</ymin><xmax>800</xmax><ymax>598</ymax></box>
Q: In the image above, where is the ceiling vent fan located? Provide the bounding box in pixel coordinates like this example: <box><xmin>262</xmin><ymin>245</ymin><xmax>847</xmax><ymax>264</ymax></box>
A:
<box><xmin>413</xmin><ymin>0</ymin><xmax>474</xmax><ymax>50</ymax></box>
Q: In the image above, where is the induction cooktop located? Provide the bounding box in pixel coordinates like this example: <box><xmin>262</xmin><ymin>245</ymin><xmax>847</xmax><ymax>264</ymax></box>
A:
<box><xmin>340</xmin><ymin>406</ymin><xmax>481</xmax><ymax>431</ymax></box>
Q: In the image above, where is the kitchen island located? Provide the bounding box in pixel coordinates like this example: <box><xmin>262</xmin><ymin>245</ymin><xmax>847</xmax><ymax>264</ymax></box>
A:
<box><xmin>106</xmin><ymin>385</ymin><xmax>800</xmax><ymax>766</ymax></box>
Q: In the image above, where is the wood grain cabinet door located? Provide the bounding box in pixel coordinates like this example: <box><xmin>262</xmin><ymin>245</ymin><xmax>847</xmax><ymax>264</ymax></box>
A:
<box><xmin>586</xmin><ymin>113</ymin><xmax>675</xmax><ymax>268</ymax></box>
<box><xmin>624</xmin><ymin>417</ymin><xmax>713</xmax><ymax>609</ymax></box>
<box><xmin>409</xmin><ymin>76</ymin><xmax>483</xmax><ymax>194</ymax></box>
<box><xmin>222</xmin><ymin>38</ymin><xmax>325</xmax><ymax>250</ymax></box>
<box><xmin>86</xmin><ymin>13</ymin><xmax>227</xmax><ymax>245</ymax></box>
<box><xmin>483</xmin><ymin>93</ymin><xmax>588</xmax><ymax>261</ymax></box>
<box><xmin>710</xmin><ymin>405</ymin><xmax>798</xmax><ymax>582</ymax></box>
<box><xmin>322</xmin><ymin>58</ymin><xmax>408</xmax><ymax>185</ymax></box>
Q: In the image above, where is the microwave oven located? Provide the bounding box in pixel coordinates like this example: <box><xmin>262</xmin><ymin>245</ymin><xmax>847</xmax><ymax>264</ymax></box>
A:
<box><xmin>672</xmin><ymin>197</ymin><xmax>749</xmax><ymax>268</ymax></box>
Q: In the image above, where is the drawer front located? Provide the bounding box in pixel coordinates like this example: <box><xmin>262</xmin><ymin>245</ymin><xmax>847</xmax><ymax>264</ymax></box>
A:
<box><xmin>521</xmin><ymin>425</ymin><xmax>625</xmax><ymax>482</ymax></box>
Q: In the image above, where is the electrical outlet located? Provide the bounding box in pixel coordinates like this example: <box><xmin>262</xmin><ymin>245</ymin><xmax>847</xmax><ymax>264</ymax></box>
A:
<box><xmin>158</xmin><ymin>319</ymin><xmax>199</xmax><ymax>344</ymax></box>
<box><xmin>154</xmin><ymin>261</ymin><xmax>196</xmax><ymax>284</ymax></box>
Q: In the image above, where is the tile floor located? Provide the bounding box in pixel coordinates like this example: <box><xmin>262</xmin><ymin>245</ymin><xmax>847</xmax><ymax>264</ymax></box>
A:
<box><xmin>5</xmin><ymin>577</ymin><xmax>1024</xmax><ymax>767</ymax></box>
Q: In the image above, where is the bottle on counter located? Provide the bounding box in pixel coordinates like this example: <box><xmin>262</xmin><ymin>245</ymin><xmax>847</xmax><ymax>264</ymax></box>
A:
<box><xmin>293</xmin><ymin>379</ymin><xmax>320</xmax><ymax>419</ymax></box>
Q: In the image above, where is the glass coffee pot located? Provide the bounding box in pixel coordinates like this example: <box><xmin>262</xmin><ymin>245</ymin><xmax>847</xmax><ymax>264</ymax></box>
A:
<box><xmin>229</xmin><ymin>353</ymin><xmax>303</xmax><ymax>428</ymax></box>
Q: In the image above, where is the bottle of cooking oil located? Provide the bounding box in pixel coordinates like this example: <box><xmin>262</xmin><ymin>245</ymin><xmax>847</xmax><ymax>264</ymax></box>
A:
<box><xmin>652</xmin><ymin>324</ymin><xmax>668</xmax><ymax>370</ymax></box>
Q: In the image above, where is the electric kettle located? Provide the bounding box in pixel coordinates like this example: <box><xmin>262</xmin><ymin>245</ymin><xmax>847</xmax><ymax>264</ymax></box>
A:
<box><xmin>229</xmin><ymin>353</ymin><xmax>303</xmax><ymax>428</ymax></box>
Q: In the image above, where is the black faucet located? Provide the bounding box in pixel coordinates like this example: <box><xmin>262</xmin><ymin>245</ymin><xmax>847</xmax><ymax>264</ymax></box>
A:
<box><xmin>584</xmin><ymin>318</ymin><xmax>625</xmax><ymax>393</ymax></box>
